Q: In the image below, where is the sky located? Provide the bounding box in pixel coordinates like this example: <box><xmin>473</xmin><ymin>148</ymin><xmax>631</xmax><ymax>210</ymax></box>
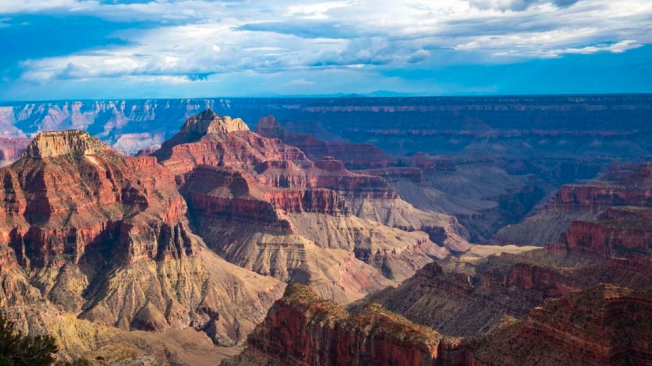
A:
<box><xmin>0</xmin><ymin>0</ymin><xmax>650</xmax><ymax>100</ymax></box>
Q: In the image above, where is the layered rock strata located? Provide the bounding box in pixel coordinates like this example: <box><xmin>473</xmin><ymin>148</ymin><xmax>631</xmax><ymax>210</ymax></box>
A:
<box><xmin>0</xmin><ymin>130</ymin><xmax>285</xmax><ymax>348</ymax></box>
<box><xmin>153</xmin><ymin>110</ymin><xmax>466</xmax><ymax>303</ymax></box>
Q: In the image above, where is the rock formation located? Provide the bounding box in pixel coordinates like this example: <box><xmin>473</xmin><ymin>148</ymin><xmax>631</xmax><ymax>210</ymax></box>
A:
<box><xmin>496</xmin><ymin>161</ymin><xmax>652</xmax><ymax>248</ymax></box>
<box><xmin>222</xmin><ymin>283</ymin><xmax>460</xmax><ymax>366</ymax></box>
<box><xmin>151</xmin><ymin>110</ymin><xmax>467</xmax><ymax>304</ymax></box>
<box><xmin>256</xmin><ymin>116</ymin><xmax>547</xmax><ymax>243</ymax></box>
<box><xmin>0</xmin><ymin>130</ymin><xmax>285</xmax><ymax>350</ymax></box>
<box><xmin>469</xmin><ymin>284</ymin><xmax>652</xmax><ymax>365</ymax></box>
<box><xmin>222</xmin><ymin>282</ymin><xmax>652</xmax><ymax>366</ymax></box>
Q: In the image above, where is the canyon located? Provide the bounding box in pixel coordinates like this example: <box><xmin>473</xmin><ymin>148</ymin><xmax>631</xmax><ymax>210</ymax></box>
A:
<box><xmin>0</xmin><ymin>97</ymin><xmax>651</xmax><ymax>365</ymax></box>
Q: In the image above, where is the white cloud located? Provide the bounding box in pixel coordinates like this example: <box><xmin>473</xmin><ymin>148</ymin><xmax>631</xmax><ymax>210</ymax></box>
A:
<box><xmin>284</xmin><ymin>78</ymin><xmax>316</xmax><ymax>86</ymax></box>
<box><xmin>543</xmin><ymin>40</ymin><xmax>643</xmax><ymax>57</ymax></box>
<box><xmin>6</xmin><ymin>0</ymin><xmax>652</xmax><ymax>85</ymax></box>
<box><xmin>0</xmin><ymin>0</ymin><xmax>90</xmax><ymax>14</ymax></box>
<box><xmin>407</xmin><ymin>49</ymin><xmax>430</xmax><ymax>63</ymax></box>
<box><xmin>287</xmin><ymin>1</ymin><xmax>351</xmax><ymax>19</ymax></box>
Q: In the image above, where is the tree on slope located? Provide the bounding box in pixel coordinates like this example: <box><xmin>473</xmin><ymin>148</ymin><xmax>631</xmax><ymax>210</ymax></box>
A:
<box><xmin>0</xmin><ymin>313</ymin><xmax>58</xmax><ymax>366</ymax></box>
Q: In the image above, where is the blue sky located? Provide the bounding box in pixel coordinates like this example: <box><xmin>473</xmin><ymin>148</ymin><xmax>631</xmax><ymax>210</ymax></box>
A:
<box><xmin>0</xmin><ymin>0</ymin><xmax>650</xmax><ymax>100</ymax></box>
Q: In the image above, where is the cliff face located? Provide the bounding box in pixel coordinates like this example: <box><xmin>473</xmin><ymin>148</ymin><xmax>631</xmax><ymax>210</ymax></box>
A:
<box><xmin>222</xmin><ymin>283</ymin><xmax>457</xmax><ymax>366</ymax></box>
<box><xmin>494</xmin><ymin>161</ymin><xmax>652</xmax><ymax>248</ymax></box>
<box><xmin>223</xmin><ymin>281</ymin><xmax>652</xmax><ymax>366</ymax></box>
<box><xmin>353</xmin><ymin>244</ymin><xmax>652</xmax><ymax>339</ymax></box>
<box><xmin>153</xmin><ymin>110</ymin><xmax>464</xmax><ymax>304</ymax></box>
<box><xmin>3</xmin><ymin>95</ymin><xmax>650</xmax><ymax>157</ymax></box>
<box><xmin>553</xmin><ymin>207</ymin><xmax>652</xmax><ymax>260</ymax></box>
<box><xmin>470</xmin><ymin>285</ymin><xmax>652</xmax><ymax>366</ymax></box>
<box><xmin>256</xmin><ymin>115</ymin><xmax>544</xmax><ymax>244</ymax></box>
<box><xmin>0</xmin><ymin>130</ymin><xmax>285</xmax><ymax>347</ymax></box>
<box><xmin>1</xmin><ymin>130</ymin><xmax>189</xmax><ymax>268</ymax></box>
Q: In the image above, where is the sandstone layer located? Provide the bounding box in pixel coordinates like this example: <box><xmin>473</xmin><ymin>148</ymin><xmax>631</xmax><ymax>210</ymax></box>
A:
<box><xmin>150</xmin><ymin>110</ymin><xmax>466</xmax><ymax>304</ymax></box>
<box><xmin>0</xmin><ymin>130</ymin><xmax>285</xmax><ymax>352</ymax></box>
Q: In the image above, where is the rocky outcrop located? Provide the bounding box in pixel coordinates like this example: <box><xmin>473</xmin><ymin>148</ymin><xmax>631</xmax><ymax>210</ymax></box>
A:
<box><xmin>24</xmin><ymin>130</ymin><xmax>110</xmax><ymax>158</ymax></box>
<box><xmin>353</xmin><ymin>244</ymin><xmax>652</xmax><ymax>339</ymax></box>
<box><xmin>552</xmin><ymin>207</ymin><xmax>652</xmax><ymax>260</ymax></box>
<box><xmin>0</xmin><ymin>130</ymin><xmax>285</xmax><ymax>347</ymax></box>
<box><xmin>494</xmin><ymin>161</ymin><xmax>652</xmax><ymax>247</ymax></box>
<box><xmin>470</xmin><ymin>285</ymin><xmax>652</xmax><ymax>366</ymax></box>
<box><xmin>222</xmin><ymin>283</ymin><xmax>463</xmax><ymax>366</ymax></box>
<box><xmin>154</xmin><ymin>111</ymin><xmax>461</xmax><ymax>304</ymax></box>
<box><xmin>1</xmin><ymin>131</ymin><xmax>189</xmax><ymax>267</ymax></box>
<box><xmin>224</xmin><ymin>281</ymin><xmax>652</xmax><ymax>366</ymax></box>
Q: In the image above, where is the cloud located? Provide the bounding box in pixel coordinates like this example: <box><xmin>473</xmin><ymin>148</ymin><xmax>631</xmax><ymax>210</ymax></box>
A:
<box><xmin>237</xmin><ymin>21</ymin><xmax>360</xmax><ymax>39</ymax></box>
<box><xmin>0</xmin><ymin>0</ymin><xmax>650</xmax><ymax>96</ymax></box>
<box><xmin>542</xmin><ymin>40</ymin><xmax>643</xmax><ymax>57</ymax></box>
<box><xmin>283</xmin><ymin>78</ymin><xmax>315</xmax><ymax>86</ymax></box>
<box><xmin>287</xmin><ymin>2</ymin><xmax>351</xmax><ymax>19</ymax></box>
<box><xmin>469</xmin><ymin>0</ymin><xmax>581</xmax><ymax>11</ymax></box>
<box><xmin>0</xmin><ymin>0</ymin><xmax>89</xmax><ymax>14</ymax></box>
<box><xmin>407</xmin><ymin>49</ymin><xmax>430</xmax><ymax>63</ymax></box>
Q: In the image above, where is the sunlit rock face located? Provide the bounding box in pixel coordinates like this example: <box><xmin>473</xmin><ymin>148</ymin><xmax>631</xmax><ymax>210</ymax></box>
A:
<box><xmin>152</xmin><ymin>110</ymin><xmax>466</xmax><ymax>304</ymax></box>
<box><xmin>0</xmin><ymin>129</ymin><xmax>285</xmax><ymax>349</ymax></box>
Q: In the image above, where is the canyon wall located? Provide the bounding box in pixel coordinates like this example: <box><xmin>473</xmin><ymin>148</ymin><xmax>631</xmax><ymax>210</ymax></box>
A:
<box><xmin>1</xmin><ymin>95</ymin><xmax>650</xmax><ymax>157</ymax></box>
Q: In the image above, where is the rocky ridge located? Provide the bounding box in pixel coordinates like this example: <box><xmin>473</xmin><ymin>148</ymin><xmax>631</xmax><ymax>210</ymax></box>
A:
<box><xmin>152</xmin><ymin>110</ymin><xmax>468</xmax><ymax>303</ymax></box>
<box><xmin>222</xmin><ymin>281</ymin><xmax>652</xmax><ymax>366</ymax></box>
<box><xmin>0</xmin><ymin>130</ymin><xmax>285</xmax><ymax>352</ymax></box>
<box><xmin>256</xmin><ymin>115</ymin><xmax>547</xmax><ymax>243</ymax></box>
<box><xmin>496</xmin><ymin>161</ymin><xmax>652</xmax><ymax>249</ymax></box>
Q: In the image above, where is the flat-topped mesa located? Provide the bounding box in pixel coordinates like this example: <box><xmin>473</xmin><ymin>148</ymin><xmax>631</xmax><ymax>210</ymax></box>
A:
<box><xmin>180</xmin><ymin>109</ymin><xmax>249</xmax><ymax>136</ymax></box>
<box><xmin>24</xmin><ymin>130</ymin><xmax>109</xmax><ymax>159</ymax></box>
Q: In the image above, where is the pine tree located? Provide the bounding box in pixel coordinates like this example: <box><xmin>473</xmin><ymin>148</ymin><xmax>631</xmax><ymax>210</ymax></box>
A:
<box><xmin>0</xmin><ymin>313</ymin><xmax>58</xmax><ymax>366</ymax></box>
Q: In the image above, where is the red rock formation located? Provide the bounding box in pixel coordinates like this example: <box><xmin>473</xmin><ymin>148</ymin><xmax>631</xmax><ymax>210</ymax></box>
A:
<box><xmin>155</xmin><ymin>111</ymin><xmax>464</xmax><ymax>304</ymax></box>
<box><xmin>470</xmin><ymin>284</ymin><xmax>652</xmax><ymax>366</ymax></box>
<box><xmin>154</xmin><ymin>110</ymin><xmax>399</xmax><ymax>201</ymax></box>
<box><xmin>495</xmin><ymin>161</ymin><xmax>652</xmax><ymax>247</ymax></box>
<box><xmin>554</xmin><ymin>207</ymin><xmax>652</xmax><ymax>260</ymax></box>
<box><xmin>0</xmin><ymin>130</ymin><xmax>285</xmax><ymax>345</ymax></box>
<box><xmin>0</xmin><ymin>131</ymin><xmax>190</xmax><ymax>268</ymax></box>
<box><xmin>222</xmin><ymin>283</ymin><xmax>466</xmax><ymax>366</ymax></box>
<box><xmin>182</xmin><ymin>165</ymin><xmax>351</xmax><ymax>220</ymax></box>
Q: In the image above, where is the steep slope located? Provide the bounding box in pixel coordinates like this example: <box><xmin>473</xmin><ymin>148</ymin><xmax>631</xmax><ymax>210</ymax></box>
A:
<box><xmin>496</xmin><ymin>162</ymin><xmax>652</xmax><ymax>246</ymax></box>
<box><xmin>222</xmin><ymin>283</ymin><xmax>459</xmax><ymax>366</ymax></box>
<box><xmin>469</xmin><ymin>285</ymin><xmax>652</xmax><ymax>366</ymax></box>
<box><xmin>0</xmin><ymin>130</ymin><xmax>285</xmax><ymax>350</ymax></box>
<box><xmin>222</xmin><ymin>283</ymin><xmax>652</xmax><ymax>366</ymax></box>
<box><xmin>351</xmin><ymin>242</ymin><xmax>652</xmax><ymax>338</ymax></box>
<box><xmin>153</xmin><ymin>110</ymin><xmax>465</xmax><ymax>303</ymax></box>
<box><xmin>6</xmin><ymin>302</ymin><xmax>242</xmax><ymax>366</ymax></box>
<box><xmin>256</xmin><ymin>115</ymin><xmax>545</xmax><ymax>243</ymax></box>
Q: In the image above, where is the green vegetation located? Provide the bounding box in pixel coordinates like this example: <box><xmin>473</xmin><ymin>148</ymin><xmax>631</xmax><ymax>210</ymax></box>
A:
<box><xmin>0</xmin><ymin>314</ymin><xmax>58</xmax><ymax>366</ymax></box>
